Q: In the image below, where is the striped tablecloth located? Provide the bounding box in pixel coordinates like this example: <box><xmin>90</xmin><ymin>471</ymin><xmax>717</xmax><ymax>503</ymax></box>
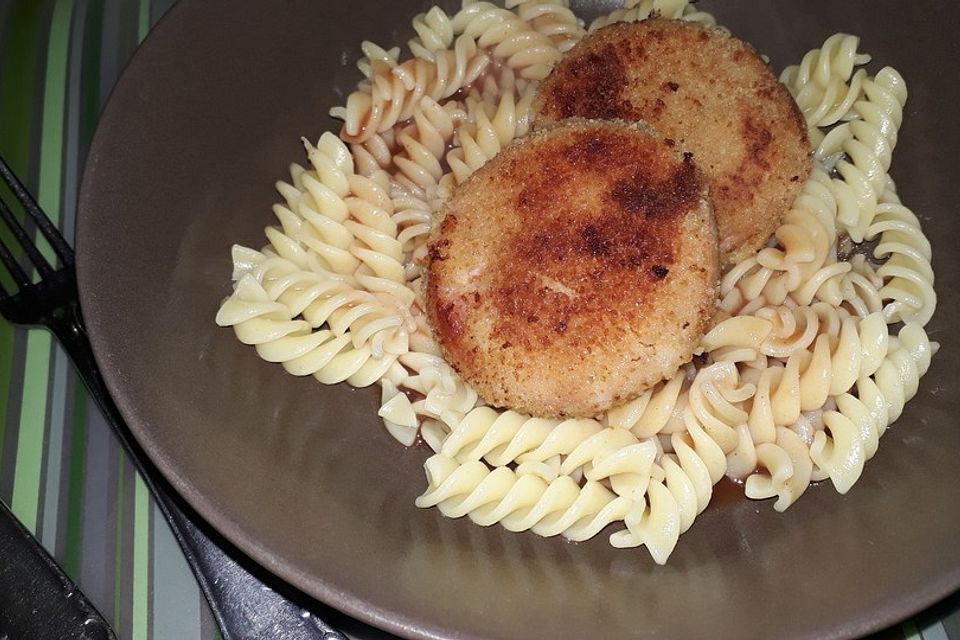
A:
<box><xmin>0</xmin><ymin>1</ymin><xmax>957</xmax><ymax>639</ymax></box>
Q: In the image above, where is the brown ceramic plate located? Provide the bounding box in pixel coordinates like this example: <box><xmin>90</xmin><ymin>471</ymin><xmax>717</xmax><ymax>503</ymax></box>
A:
<box><xmin>76</xmin><ymin>1</ymin><xmax>960</xmax><ymax>638</ymax></box>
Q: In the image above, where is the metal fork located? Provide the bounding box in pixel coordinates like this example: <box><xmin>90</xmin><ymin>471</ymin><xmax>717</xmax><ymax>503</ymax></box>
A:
<box><xmin>0</xmin><ymin>154</ymin><xmax>349</xmax><ymax>640</ymax></box>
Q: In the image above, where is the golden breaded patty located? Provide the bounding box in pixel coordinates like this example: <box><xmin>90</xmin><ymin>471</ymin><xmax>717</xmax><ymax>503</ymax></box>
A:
<box><xmin>425</xmin><ymin>119</ymin><xmax>719</xmax><ymax>418</ymax></box>
<box><xmin>534</xmin><ymin>19</ymin><xmax>812</xmax><ymax>266</ymax></box>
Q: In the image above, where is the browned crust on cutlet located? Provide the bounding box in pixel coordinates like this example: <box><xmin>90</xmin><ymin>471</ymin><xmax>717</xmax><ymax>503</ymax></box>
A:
<box><xmin>425</xmin><ymin>119</ymin><xmax>719</xmax><ymax>418</ymax></box>
<box><xmin>533</xmin><ymin>18</ymin><xmax>812</xmax><ymax>267</ymax></box>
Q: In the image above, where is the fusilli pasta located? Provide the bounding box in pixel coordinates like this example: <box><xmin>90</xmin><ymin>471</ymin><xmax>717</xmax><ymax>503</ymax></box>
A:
<box><xmin>218</xmin><ymin>1</ymin><xmax>938</xmax><ymax>565</ymax></box>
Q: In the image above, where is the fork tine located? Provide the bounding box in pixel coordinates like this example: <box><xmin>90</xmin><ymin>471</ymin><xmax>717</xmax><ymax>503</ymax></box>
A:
<box><xmin>0</xmin><ymin>189</ymin><xmax>55</xmax><ymax>279</ymax></box>
<box><xmin>0</xmin><ymin>154</ymin><xmax>74</xmax><ymax>269</ymax></box>
<box><xmin>0</xmin><ymin>226</ymin><xmax>31</xmax><ymax>292</ymax></box>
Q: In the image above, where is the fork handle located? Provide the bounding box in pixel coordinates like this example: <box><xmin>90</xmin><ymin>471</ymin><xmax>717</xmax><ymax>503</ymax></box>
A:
<box><xmin>48</xmin><ymin>303</ymin><xmax>348</xmax><ymax>640</ymax></box>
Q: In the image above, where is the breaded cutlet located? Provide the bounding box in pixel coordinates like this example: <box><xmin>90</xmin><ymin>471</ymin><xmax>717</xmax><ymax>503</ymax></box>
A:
<box><xmin>534</xmin><ymin>19</ymin><xmax>812</xmax><ymax>267</ymax></box>
<box><xmin>425</xmin><ymin>119</ymin><xmax>719</xmax><ymax>418</ymax></box>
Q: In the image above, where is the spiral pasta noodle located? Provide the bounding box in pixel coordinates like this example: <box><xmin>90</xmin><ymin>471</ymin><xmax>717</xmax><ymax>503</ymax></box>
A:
<box><xmin>589</xmin><ymin>0</ymin><xmax>716</xmax><ymax>32</ymax></box>
<box><xmin>870</xmin><ymin>183</ymin><xmax>936</xmax><ymax>326</ymax></box>
<box><xmin>717</xmin><ymin>172</ymin><xmax>865</xmax><ymax>317</ymax></box>
<box><xmin>609</xmin><ymin>407</ymin><xmax>728</xmax><ymax>563</ymax></box>
<box><xmin>607</xmin><ymin>369</ymin><xmax>688</xmax><ymax>437</ymax></box>
<box><xmin>416</xmin><ymin>454</ymin><xmax>635</xmax><ymax>541</ymax></box>
<box><xmin>784</xmin><ymin>36</ymin><xmax>934</xmax><ymax>326</ymax></box>
<box><xmin>333</xmin><ymin>36</ymin><xmax>490</xmax><ymax>144</ymax></box>
<box><xmin>781</xmin><ymin>33</ymin><xmax>872</xmax><ymax>131</ymax></box>
<box><xmin>216</xmin><ymin>272</ymin><xmax>401</xmax><ymax>387</ymax></box>
<box><xmin>366</xmin><ymin>96</ymin><xmax>462</xmax><ymax>193</ymax></box>
<box><xmin>416</xmin><ymin>360</ymin><xmax>747</xmax><ymax>563</ymax></box>
<box><xmin>743</xmin><ymin>426</ymin><xmax>814</xmax><ymax>511</ymax></box>
<box><xmin>447</xmin><ymin>86</ymin><xmax>537</xmax><ymax>183</ymax></box>
<box><xmin>452</xmin><ymin>2</ymin><xmax>563</xmax><ymax>79</ymax></box>
<box><xmin>506</xmin><ymin>0</ymin><xmax>585</xmax><ymax>52</ymax></box>
<box><xmin>407</xmin><ymin>7</ymin><xmax>456</xmax><ymax>60</ymax></box>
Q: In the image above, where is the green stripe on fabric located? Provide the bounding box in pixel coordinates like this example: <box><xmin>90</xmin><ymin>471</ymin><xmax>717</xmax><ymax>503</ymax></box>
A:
<box><xmin>133</xmin><ymin>474</ymin><xmax>149</xmax><ymax>640</ymax></box>
<box><xmin>10</xmin><ymin>0</ymin><xmax>75</xmax><ymax>536</ymax></box>
<box><xmin>38</xmin><ymin>0</ymin><xmax>75</xmax><ymax>225</ymax></box>
<box><xmin>0</xmin><ymin>321</ymin><xmax>12</xmax><ymax>467</ymax></box>
<box><xmin>10</xmin><ymin>330</ymin><xmax>52</xmax><ymax>531</ymax></box>
<box><xmin>904</xmin><ymin>620</ymin><xmax>922</xmax><ymax>640</ymax></box>
<box><xmin>0</xmin><ymin>1</ymin><xmax>45</xmax><ymax>166</ymax></box>
<box><xmin>81</xmin><ymin>0</ymin><xmax>104</xmax><ymax>138</ymax></box>
<box><xmin>113</xmin><ymin>448</ymin><xmax>125</xmax><ymax>629</ymax></box>
<box><xmin>136</xmin><ymin>0</ymin><xmax>149</xmax><ymax>43</ymax></box>
<box><xmin>62</xmin><ymin>378</ymin><xmax>87</xmax><ymax>579</ymax></box>
<box><xmin>61</xmin><ymin>0</ymin><xmax>90</xmax><ymax>244</ymax></box>
<box><xmin>0</xmin><ymin>0</ymin><xmax>47</xmax><ymax>472</ymax></box>
<box><xmin>40</xmin><ymin>347</ymin><xmax>69</xmax><ymax>549</ymax></box>
<box><xmin>151</xmin><ymin>501</ymin><xmax>204</xmax><ymax>640</ymax></box>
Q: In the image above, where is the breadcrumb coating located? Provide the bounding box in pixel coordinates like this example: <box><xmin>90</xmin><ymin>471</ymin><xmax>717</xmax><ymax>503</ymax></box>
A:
<box><xmin>534</xmin><ymin>19</ymin><xmax>812</xmax><ymax>266</ymax></box>
<box><xmin>425</xmin><ymin>119</ymin><xmax>719</xmax><ymax>418</ymax></box>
